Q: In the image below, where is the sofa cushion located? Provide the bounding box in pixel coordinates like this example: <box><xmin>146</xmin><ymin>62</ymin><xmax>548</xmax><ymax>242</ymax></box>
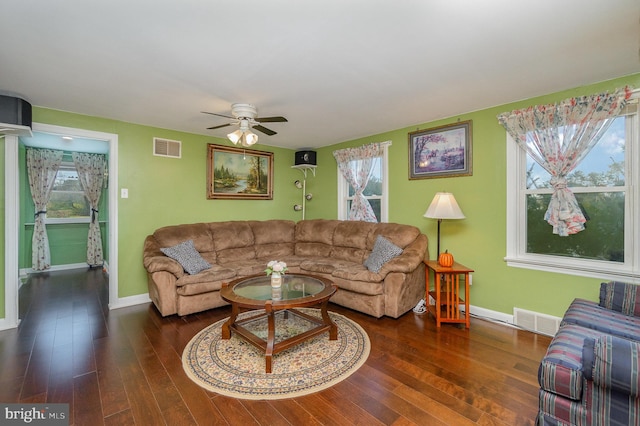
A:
<box><xmin>369</xmin><ymin>222</ymin><xmax>421</xmax><ymax>250</ymax></box>
<box><xmin>364</xmin><ymin>235</ymin><xmax>403</xmax><ymax>273</ymax></box>
<box><xmin>333</xmin><ymin>221</ymin><xmax>375</xmax><ymax>251</ymax></box>
<box><xmin>255</xmin><ymin>242</ymin><xmax>296</xmax><ymax>259</ymax></box>
<box><xmin>299</xmin><ymin>258</ymin><xmax>357</xmax><ymax>275</ymax></box>
<box><xmin>175</xmin><ymin>265</ymin><xmax>236</xmax><ymax>286</ymax></box>
<box><xmin>209</xmin><ymin>221</ymin><xmax>255</xmax><ymax>251</ymax></box>
<box><xmin>160</xmin><ymin>240</ymin><xmax>211</xmax><ymax>275</ymax></box>
<box><xmin>249</xmin><ymin>220</ymin><xmax>296</xmax><ymax>244</ymax></box>
<box><xmin>296</xmin><ymin>242</ymin><xmax>333</xmax><ymax>257</ymax></box>
<box><xmin>176</xmin><ymin>266</ymin><xmax>237</xmax><ymax>296</ymax></box>
<box><xmin>216</xmin><ymin>246</ymin><xmax>256</xmax><ymax>264</ymax></box>
<box><xmin>563</xmin><ymin>298</ymin><xmax>640</xmax><ymax>341</ymax></box>
<box><xmin>217</xmin><ymin>259</ymin><xmax>267</xmax><ymax>277</ymax></box>
<box><xmin>332</xmin><ymin>265</ymin><xmax>384</xmax><ymax>283</ymax></box>
<box><xmin>295</xmin><ymin>219</ymin><xmax>338</xmax><ymax>245</ymax></box>
<box><xmin>599</xmin><ymin>281</ymin><xmax>640</xmax><ymax>317</ymax></box>
<box><xmin>154</xmin><ymin>222</ymin><xmax>214</xmax><ymax>253</ymax></box>
<box><xmin>330</xmin><ymin>246</ymin><xmax>369</xmax><ymax>263</ymax></box>
<box><xmin>331</xmin><ymin>275</ymin><xmax>385</xmax><ymax>296</ymax></box>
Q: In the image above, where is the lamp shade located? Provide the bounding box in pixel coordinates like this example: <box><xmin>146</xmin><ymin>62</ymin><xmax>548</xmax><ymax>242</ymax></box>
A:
<box><xmin>227</xmin><ymin>129</ymin><xmax>243</xmax><ymax>144</ymax></box>
<box><xmin>424</xmin><ymin>192</ymin><xmax>465</xmax><ymax>219</ymax></box>
<box><xmin>244</xmin><ymin>131</ymin><xmax>258</xmax><ymax>146</ymax></box>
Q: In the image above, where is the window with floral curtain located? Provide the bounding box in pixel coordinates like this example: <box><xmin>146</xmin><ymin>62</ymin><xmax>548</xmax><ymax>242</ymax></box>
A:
<box><xmin>497</xmin><ymin>87</ymin><xmax>632</xmax><ymax>236</ymax></box>
<box><xmin>72</xmin><ymin>152</ymin><xmax>106</xmax><ymax>267</ymax></box>
<box><xmin>333</xmin><ymin>143</ymin><xmax>384</xmax><ymax>222</ymax></box>
<box><xmin>26</xmin><ymin>148</ymin><xmax>63</xmax><ymax>271</ymax></box>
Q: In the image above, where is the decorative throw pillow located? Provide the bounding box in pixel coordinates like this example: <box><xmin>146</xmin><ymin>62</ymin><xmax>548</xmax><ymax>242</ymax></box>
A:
<box><xmin>160</xmin><ymin>240</ymin><xmax>211</xmax><ymax>275</ymax></box>
<box><xmin>363</xmin><ymin>235</ymin><xmax>403</xmax><ymax>273</ymax></box>
<box><xmin>598</xmin><ymin>281</ymin><xmax>640</xmax><ymax>316</ymax></box>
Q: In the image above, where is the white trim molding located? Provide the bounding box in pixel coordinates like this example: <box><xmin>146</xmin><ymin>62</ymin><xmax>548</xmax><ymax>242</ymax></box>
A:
<box><xmin>3</xmin><ymin>134</ymin><xmax>20</xmax><ymax>329</ymax></box>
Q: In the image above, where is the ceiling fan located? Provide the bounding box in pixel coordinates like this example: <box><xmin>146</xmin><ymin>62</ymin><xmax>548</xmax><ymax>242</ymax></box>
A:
<box><xmin>202</xmin><ymin>103</ymin><xmax>287</xmax><ymax>147</ymax></box>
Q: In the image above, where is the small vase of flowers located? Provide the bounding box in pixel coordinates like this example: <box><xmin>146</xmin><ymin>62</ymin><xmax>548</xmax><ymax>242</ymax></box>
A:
<box><xmin>265</xmin><ymin>260</ymin><xmax>288</xmax><ymax>288</ymax></box>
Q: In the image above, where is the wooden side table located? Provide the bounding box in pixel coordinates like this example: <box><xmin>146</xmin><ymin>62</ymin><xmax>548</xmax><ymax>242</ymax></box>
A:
<box><xmin>424</xmin><ymin>260</ymin><xmax>474</xmax><ymax>328</ymax></box>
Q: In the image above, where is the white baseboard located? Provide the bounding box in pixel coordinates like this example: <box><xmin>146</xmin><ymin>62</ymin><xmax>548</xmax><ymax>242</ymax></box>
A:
<box><xmin>109</xmin><ymin>293</ymin><xmax>152</xmax><ymax>311</ymax></box>
<box><xmin>467</xmin><ymin>304</ymin><xmax>515</xmax><ymax>325</ymax></box>
<box><xmin>458</xmin><ymin>304</ymin><xmax>519</xmax><ymax>329</ymax></box>
<box><xmin>20</xmin><ymin>263</ymin><xmax>98</xmax><ymax>276</ymax></box>
<box><xmin>0</xmin><ymin>317</ymin><xmax>19</xmax><ymax>331</ymax></box>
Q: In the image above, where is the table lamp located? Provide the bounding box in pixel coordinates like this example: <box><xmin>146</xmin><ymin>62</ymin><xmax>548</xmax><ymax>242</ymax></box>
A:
<box><xmin>424</xmin><ymin>192</ymin><xmax>465</xmax><ymax>257</ymax></box>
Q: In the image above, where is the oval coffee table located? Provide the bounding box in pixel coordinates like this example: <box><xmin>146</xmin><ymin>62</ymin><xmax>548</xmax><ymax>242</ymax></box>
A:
<box><xmin>220</xmin><ymin>273</ymin><xmax>338</xmax><ymax>373</ymax></box>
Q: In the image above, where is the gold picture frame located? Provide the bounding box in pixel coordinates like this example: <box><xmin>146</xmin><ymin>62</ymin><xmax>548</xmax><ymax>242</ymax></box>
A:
<box><xmin>206</xmin><ymin>144</ymin><xmax>274</xmax><ymax>200</ymax></box>
<box><xmin>408</xmin><ymin>120</ymin><xmax>472</xmax><ymax>179</ymax></box>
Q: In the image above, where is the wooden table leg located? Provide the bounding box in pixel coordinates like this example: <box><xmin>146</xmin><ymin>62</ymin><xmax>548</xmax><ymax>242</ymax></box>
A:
<box><xmin>221</xmin><ymin>302</ymin><xmax>238</xmax><ymax>340</ymax></box>
<box><xmin>265</xmin><ymin>302</ymin><xmax>275</xmax><ymax>373</ymax></box>
<box><xmin>435</xmin><ymin>272</ymin><xmax>442</xmax><ymax>327</ymax></box>
<box><xmin>320</xmin><ymin>299</ymin><xmax>338</xmax><ymax>340</ymax></box>
<box><xmin>464</xmin><ymin>272</ymin><xmax>470</xmax><ymax>329</ymax></box>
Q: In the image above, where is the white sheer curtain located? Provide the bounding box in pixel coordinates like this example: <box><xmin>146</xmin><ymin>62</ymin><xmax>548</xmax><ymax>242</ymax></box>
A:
<box><xmin>497</xmin><ymin>87</ymin><xmax>631</xmax><ymax>236</ymax></box>
<box><xmin>73</xmin><ymin>152</ymin><xmax>106</xmax><ymax>267</ymax></box>
<box><xmin>26</xmin><ymin>148</ymin><xmax>63</xmax><ymax>270</ymax></box>
<box><xmin>333</xmin><ymin>143</ymin><xmax>383</xmax><ymax>222</ymax></box>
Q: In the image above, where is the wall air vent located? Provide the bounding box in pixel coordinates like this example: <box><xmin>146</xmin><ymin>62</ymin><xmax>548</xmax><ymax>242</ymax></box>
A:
<box><xmin>514</xmin><ymin>307</ymin><xmax>561</xmax><ymax>336</ymax></box>
<box><xmin>153</xmin><ymin>137</ymin><xmax>181</xmax><ymax>158</ymax></box>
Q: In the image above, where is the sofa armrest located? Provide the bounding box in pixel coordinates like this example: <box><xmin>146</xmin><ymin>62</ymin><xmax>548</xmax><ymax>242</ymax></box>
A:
<box><xmin>144</xmin><ymin>255</ymin><xmax>185</xmax><ymax>276</ymax></box>
<box><xmin>143</xmin><ymin>235</ymin><xmax>185</xmax><ymax>277</ymax></box>
<box><xmin>379</xmin><ymin>234</ymin><xmax>428</xmax><ymax>275</ymax></box>
<box><xmin>583</xmin><ymin>335</ymin><xmax>640</xmax><ymax>397</ymax></box>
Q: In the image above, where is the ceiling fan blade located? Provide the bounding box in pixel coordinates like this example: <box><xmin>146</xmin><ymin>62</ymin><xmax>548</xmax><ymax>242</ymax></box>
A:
<box><xmin>201</xmin><ymin>111</ymin><xmax>235</xmax><ymax>119</ymax></box>
<box><xmin>255</xmin><ymin>116</ymin><xmax>288</xmax><ymax>123</ymax></box>
<box><xmin>252</xmin><ymin>125</ymin><xmax>277</xmax><ymax>136</ymax></box>
<box><xmin>207</xmin><ymin>123</ymin><xmax>231</xmax><ymax>130</ymax></box>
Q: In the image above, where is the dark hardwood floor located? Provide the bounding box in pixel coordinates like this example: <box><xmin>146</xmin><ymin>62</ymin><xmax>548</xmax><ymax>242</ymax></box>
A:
<box><xmin>0</xmin><ymin>269</ymin><xmax>550</xmax><ymax>425</ymax></box>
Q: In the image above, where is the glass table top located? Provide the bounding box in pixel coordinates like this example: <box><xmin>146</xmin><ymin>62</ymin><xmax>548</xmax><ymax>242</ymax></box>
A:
<box><xmin>231</xmin><ymin>274</ymin><xmax>326</xmax><ymax>302</ymax></box>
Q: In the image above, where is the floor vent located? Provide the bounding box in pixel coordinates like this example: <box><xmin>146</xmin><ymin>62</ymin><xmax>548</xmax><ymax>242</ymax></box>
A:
<box><xmin>513</xmin><ymin>308</ymin><xmax>561</xmax><ymax>336</ymax></box>
<box><xmin>153</xmin><ymin>137</ymin><xmax>181</xmax><ymax>158</ymax></box>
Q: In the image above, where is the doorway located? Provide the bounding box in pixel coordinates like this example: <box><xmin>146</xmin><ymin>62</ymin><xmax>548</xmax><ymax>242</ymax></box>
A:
<box><xmin>3</xmin><ymin>123</ymin><xmax>119</xmax><ymax>329</ymax></box>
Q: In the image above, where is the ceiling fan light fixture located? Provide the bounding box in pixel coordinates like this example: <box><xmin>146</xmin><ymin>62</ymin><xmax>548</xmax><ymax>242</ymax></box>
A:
<box><xmin>244</xmin><ymin>131</ymin><xmax>258</xmax><ymax>146</ymax></box>
<box><xmin>227</xmin><ymin>129</ymin><xmax>243</xmax><ymax>144</ymax></box>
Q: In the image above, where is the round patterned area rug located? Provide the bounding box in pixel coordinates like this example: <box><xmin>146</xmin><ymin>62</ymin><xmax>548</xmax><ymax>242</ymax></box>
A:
<box><xmin>182</xmin><ymin>308</ymin><xmax>370</xmax><ymax>400</ymax></box>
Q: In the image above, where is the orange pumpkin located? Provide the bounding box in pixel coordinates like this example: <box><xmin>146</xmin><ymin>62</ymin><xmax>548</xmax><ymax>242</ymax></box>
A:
<box><xmin>438</xmin><ymin>250</ymin><xmax>454</xmax><ymax>267</ymax></box>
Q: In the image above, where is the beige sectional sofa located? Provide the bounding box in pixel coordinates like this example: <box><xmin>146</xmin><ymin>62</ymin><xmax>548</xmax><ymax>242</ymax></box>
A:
<box><xmin>142</xmin><ymin>219</ymin><xmax>428</xmax><ymax>318</ymax></box>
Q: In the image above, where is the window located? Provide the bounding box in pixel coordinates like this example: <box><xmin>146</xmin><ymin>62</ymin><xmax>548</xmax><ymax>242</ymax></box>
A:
<box><xmin>46</xmin><ymin>161</ymin><xmax>91</xmax><ymax>223</ymax></box>
<box><xmin>505</xmin><ymin>96</ymin><xmax>639</xmax><ymax>281</ymax></box>
<box><xmin>337</xmin><ymin>143</ymin><xmax>390</xmax><ymax>222</ymax></box>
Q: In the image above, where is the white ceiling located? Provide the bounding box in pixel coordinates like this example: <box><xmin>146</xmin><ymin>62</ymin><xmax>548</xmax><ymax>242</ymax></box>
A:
<box><xmin>1</xmin><ymin>1</ymin><xmax>639</xmax><ymax>150</ymax></box>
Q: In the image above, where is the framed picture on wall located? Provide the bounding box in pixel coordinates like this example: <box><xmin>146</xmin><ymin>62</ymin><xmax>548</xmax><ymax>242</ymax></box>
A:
<box><xmin>408</xmin><ymin>120</ymin><xmax>472</xmax><ymax>179</ymax></box>
<box><xmin>206</xmin><ymin>144</ymin><xmax>274</xmax><ymax>199</ymax></box>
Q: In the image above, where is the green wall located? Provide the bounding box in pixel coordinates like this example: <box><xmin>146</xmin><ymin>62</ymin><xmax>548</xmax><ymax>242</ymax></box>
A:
<box><xmin>1</xmin><ymin>73</ymin><xmax>638</xmax><ymax>320</ymax></box>
<box><xmin>312</xmin><ymin>73</ymin><xmax>640</xmax><ymax>317</ymax></box>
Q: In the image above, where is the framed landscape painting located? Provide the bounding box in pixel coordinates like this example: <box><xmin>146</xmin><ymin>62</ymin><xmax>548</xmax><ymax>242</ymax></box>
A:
<box><xmin>207</xmin><ymin>144</ymin><xmax>274</xmax><ymax>200</ymax></box>
<box><xmin>408</xmin><ymin>120</ymin><xmax>472</xmax><ymax>179</ymax></box>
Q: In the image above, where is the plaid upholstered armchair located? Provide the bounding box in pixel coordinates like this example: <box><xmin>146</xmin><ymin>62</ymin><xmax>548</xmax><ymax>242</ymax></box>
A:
<box><xmin>537</xmin><ymin>282</ymin><xmax>640</xmax><ymax>426</ymax></box>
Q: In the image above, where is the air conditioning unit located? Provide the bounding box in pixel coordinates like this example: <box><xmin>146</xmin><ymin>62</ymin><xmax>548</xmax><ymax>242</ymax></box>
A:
<box><xmin>0</xmin><ymin>95</ymin><xmax>32</xmax><ymax>136</ymax></box>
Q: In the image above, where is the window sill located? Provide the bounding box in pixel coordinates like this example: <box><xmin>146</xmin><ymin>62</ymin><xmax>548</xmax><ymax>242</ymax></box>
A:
<box><xmin>25</xmin><ymin>219</ymin><xmax>105</xmax><ymax>226</ymax></box>
<box><xmin>504</xmin><ymin>255</ymin><xmax>640</xmax><ymax>284</ymax></box>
